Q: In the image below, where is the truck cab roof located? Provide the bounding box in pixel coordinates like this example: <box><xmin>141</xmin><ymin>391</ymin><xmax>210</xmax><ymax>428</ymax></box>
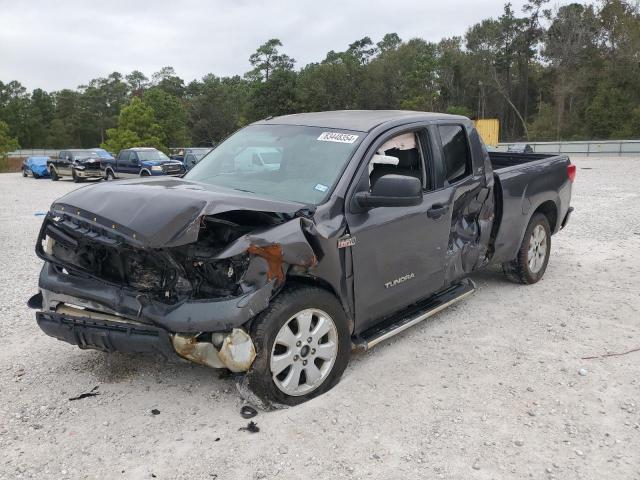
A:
<box><xmin>255</xmin><ymin>110</ymin><xmax>468</xmax><ymax>132</ymax></box>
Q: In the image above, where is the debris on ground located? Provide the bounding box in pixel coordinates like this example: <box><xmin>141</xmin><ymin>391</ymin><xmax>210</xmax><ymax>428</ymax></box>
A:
<box><xmin>581</xmin><ymin>346</ymin><xmax>640</xmax><ymax>360</ymax></box>
<box><xmin>68</xmin><ymin>386</ymin><xmax>99</xmax><ymax>401</ymax></box>
<box><xmin>239</xmin><ymin>421</ymin><xmax>260</xmax><ymax>433</ymax></box>
<box><xmin>240</xmin><ymin>405</ymin><xmax>258</xmax><ymax>419</ymax></box>
<box><xmin>151</xmin><ymin>409</ymin><xmax>161</xmax><ymax>415</ymax></box>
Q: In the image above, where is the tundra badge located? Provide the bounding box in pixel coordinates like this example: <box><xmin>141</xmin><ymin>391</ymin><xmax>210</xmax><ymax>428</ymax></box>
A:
<box><xmin>385</xmin><ymin>273</ymin><xmax>415</xmax><ymax>289</ymax></box>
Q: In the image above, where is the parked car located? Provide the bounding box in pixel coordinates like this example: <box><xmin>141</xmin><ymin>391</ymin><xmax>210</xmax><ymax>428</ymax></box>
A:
<box><xmin>30</xmin><ymin>111</ymin><xmax>574</xmax><ymax>405</ymax></box>
<box><xmin>232</xmin><ymin>146</ymin><xmax>282</xmax><ymax>173</ymax></box>
<box><xmin>47</xmin><ymin>150</ymin><xmax>103</xmax><ymax>182</ymax></box>
<box><xmin>181</xmin><ymin>147</ymin><xmax>213</xmax><ymax>171</ymax></box>
<box><xmin>101</xmin><ymin>147</ymin><xmax>185</xmax><ymax>179</ymax></box>
<box><xmin>90</xmin><ymin>148</ymin><xmax>115</xmax><ymax>160</ymax></box>
<box><xmin>21</xmin><ymin>156</ymin><xmax>50</xmax><ymax>178</ymax></box>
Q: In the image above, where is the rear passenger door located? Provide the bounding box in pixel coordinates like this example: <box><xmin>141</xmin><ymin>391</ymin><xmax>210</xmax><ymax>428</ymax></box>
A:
<box><xmin>433</xmin><ymin>124</ymin><xmax>494</xmax><ymax>283</ymax></box>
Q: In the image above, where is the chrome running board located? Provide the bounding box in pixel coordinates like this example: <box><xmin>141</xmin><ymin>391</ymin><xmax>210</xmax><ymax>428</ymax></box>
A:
<box><xmin>357</xmin><ymin>278</ymin><xmax>475</xmax><ymax>350</ymax></box>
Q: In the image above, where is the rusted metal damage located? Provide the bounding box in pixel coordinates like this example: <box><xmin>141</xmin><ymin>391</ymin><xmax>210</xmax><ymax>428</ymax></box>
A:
<box><xmin>172</xmin><ymin>329</ymin><xmax>256</xmax><ymax>372</ymax></box>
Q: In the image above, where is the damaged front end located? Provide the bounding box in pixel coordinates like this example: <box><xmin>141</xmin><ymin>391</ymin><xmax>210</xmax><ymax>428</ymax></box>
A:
<box><xmin>32</xmin><ymin>201</ymin><xmax>317</xmax><ymax>372</ymax></box>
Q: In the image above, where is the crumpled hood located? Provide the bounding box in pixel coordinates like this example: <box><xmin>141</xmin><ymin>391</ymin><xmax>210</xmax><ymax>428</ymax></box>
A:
<box><xmin>51</xmin><ymin>177</ymin><xmax>304</xmax><ymax>248</ymax></box>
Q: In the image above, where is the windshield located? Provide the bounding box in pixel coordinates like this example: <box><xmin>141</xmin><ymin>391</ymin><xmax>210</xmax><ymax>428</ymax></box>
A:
<box><xmin>185</xmin><ymin>124</ymin><xmax>364</xmax><ymax>205</ymax></box>
<box><xmin>72</xmin><ymin>151</ymin><xmax>99</xmax><ymax>159</ymax></box>
<box><xmin>137</xmin><ymin>150</ymin><xmax>170</xmax><ymax>162</ymax></box>
<box><xmin>92</xmin><ymin>149</ymin><xmax>113</xmax><ymax>158</ymax></box>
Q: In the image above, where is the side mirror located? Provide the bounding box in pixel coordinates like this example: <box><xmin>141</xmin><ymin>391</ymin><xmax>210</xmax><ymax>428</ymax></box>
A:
<box><xmin>354</xmin><ymin>174</ymin><xmax>423</xmax><ymax>210</ymax></box>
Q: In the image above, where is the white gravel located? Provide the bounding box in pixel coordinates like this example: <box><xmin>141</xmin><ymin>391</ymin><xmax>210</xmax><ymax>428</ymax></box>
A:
<box><xmin>1</xmin><ymin>157</ymin><xmax>639</xmax><ymax>480</ymax></box>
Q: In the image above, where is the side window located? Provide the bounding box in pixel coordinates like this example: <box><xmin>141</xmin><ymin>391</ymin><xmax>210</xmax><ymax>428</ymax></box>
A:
<box><xmin>129</xmin><ymin>152</ymin><xmax>138</xmax><ymax>164</ymax></box>
<box><xmin>368</xmin><ymin>131</ymin><xmax>426</xmax><ymax>190</ymax></box>
<box><xmin>438</xmin><ymin>125</ymin><xmax>471</xmax><ymax>184</ymax></box>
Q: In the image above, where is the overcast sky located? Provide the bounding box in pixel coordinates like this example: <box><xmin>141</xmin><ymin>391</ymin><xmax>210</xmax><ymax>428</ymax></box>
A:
<box><xmin>0</xmin><ymin>0</ymin><xmax>574</xmax><ymax>92</ymax></box>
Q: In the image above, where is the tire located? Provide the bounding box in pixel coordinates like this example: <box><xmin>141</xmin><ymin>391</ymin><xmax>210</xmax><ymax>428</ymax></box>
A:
<box><xmin>50</xmin><ymin>167</ymin><xmax>59</xmax><ymax>181</ymax></box>
<box><xmin>503</xmin><ymin>213</ymin><xmax>551</xmax><ymax>284</ymax></box>
<box><xmin>247</xmin><ymin>284</ymin><xmax>351</xmax><ymax>406</ymax></box>
<box><xmin>71</xmin><ymin>169</ymin><xmax>83</xmax><ymax>183</ymax></box>
<box><xmin>104</xmin><ymin>169</ymin><xmax>115</xmax><ymax>181</ymax></box>
<box><xmin>22</xmin><ymin>169</ymin><xmax>28</xmax><ymax>177</ymax></box>
<box><xmin>140</xmin><ymin>170</ymin><xmax>151</xmax><ymax>176</ymax></box>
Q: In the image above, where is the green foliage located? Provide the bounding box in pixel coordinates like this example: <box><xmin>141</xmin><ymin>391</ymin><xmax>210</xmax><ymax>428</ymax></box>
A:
<box><xmin>102</xmin><ymin>98</ymin><xmax>166</xmax><ymax>153</ymax></box>
<box><xmin>446</xmin><ymin>106</ymin><xmax>474</xmax><ymax>117</ymax></box>
<box><xmin>2</xmin><ymin>1</ymin><xmax>640</xmax><ymax>147</ymax></box>
<box><xmin>0</xmin><ymin>120</ymin><xmax>19</xmax><ymax>157</ymax></box>
<box><xmin>143</xmin><ymin>88</ymin><xmax>190</xmax><ymax>147</ymax></box>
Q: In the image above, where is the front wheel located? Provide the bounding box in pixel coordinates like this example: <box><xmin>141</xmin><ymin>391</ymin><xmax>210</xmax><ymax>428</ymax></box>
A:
<box><xmin>50</xmin><ymin>167</ymin><xmax>59</xmax><ymax>181</ymax></box>
<box><xmin>247</xmin><ymin>285</ymin><xmax>351</xmax><ymax>406</ymax></box>
<box><xmin>22</xmin><ymin>169</ymin><xmax>28</xmax><ymax>177</ymax></box>
<box><xmin>503</xmin><ymin>213</ymin><xmax>551</xmax><ymax>284</ymax></box>
<box><xmin>71</xmin><ymin>169</ymin><xmax>83</xmax><ymax>183</ymax></box>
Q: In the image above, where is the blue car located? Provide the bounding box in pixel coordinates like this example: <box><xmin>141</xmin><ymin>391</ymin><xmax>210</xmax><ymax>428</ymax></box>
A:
<box><xmin>101</xmin><ymin>147</ymin><xmax>185</xmax><ymax>179</ymax></box>
<box><xmin>22</xmin><ymin>156</ymin><xmax>51</xmax><ymax>178</ymax></box>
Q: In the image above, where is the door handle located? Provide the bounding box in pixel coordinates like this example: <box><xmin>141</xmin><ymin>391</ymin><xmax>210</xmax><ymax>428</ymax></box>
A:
<box><xmin>427</xmin><ymin>203</ymin><xmax>449</xmax><ymax>219</ymax></box>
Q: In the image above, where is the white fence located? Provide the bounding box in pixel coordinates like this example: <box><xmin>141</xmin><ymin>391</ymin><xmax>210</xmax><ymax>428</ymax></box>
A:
<box><xmin>497</xmin><ymin>140</ymin><xmax>640</xmax><ymax>157</ymax></box>
<box><xmin>7</xmin><ymin>149</ymin><xmax>59</xmax><ymax>158</ymax></box>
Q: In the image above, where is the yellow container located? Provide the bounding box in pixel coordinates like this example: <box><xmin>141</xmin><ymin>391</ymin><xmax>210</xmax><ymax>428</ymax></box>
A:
<box><xmin>473</xmin><ymin>119</ymin><xmax>500</xmax><ymax>147</ymax></box>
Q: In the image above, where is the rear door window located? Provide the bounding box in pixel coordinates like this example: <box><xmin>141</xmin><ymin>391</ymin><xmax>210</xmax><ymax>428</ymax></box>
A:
<box><xmin>438</xmin><ymin>125</ymin><xmax>471</xmax><ymax>184</ymax></box>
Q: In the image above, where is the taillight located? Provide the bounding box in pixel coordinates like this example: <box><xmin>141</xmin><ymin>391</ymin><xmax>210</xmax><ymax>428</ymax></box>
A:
<box><xmin>567</xmin><ymin>164</ymin><xmax>576</xmax><ymax>183</ymax></box>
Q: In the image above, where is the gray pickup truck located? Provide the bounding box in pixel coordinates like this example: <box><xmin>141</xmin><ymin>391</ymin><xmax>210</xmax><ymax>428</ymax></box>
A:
<box><xmin>30</xmin><ymin>111</ymin><xmax>574</xmax><ymax>405</ymax></box>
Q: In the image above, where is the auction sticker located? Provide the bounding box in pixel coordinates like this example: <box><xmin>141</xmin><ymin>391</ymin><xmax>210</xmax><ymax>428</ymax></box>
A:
<box><xmin>317</xmin><ymin>132</ymin><xmax>359</xmax><ymax>143</ymax></box>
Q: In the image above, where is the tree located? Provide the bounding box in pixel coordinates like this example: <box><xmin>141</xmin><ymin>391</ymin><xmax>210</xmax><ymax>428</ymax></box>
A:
<box><xmin>126</xmin><ymin>70</ymin><xmax>149</xmax><ymax>97</ymax></box>
<box><xmin>102</xmin><ymin>97</ymin><xmax>166</xmax><ymax>153</ymax></box>
<box><xmin>377</xmin><ymin>33</ymin><xmax>402</xmax><ymax>53</ymax></box>
<box><xmin>188</xmin><ymin>75</ymin><xmax>249</xmax><ymax>145</ymax></box>
<box><xmin>543</xmin><ymin>3</ymin><xmax>600</xmax><ymax>139</ymax></box>
<box><xmin>152</xmin><ymin>67</ymin><xmax>185</xmax><ymax>98</ymax></box>
<box><xmin>0</xmin><ymin>120</ymin><xmax>19</xmax><ymax>157</ymax></box>
<box><xmin>247</xmin><ymin>39</ymin><xmax>295</xmax><ymax>82</ymax></box>
<box><xmin>143</xmin><ymin>87</ymin><xmax>190</xmax><ymax>147</ymax></box>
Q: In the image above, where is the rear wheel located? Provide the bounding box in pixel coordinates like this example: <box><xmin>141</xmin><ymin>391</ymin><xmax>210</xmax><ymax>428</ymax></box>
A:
<box><xmin>247</xmin><ymin>285</ymin><xmax>351</xmax><ymax>406</ymax></box>
<box><xmin>50</xmin><ymin>167</ymin><xmax>59</xmax><ymax>181</ymax></box>
<box><xmin>503</xmin><ymin>213</ymin><xmax>551</xmax><ymax>284</ymax></box>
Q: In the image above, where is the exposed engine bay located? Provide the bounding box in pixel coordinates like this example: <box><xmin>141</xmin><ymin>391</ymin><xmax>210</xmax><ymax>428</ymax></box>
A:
<box><xmin>39</xmin><ymin>207</ymin><xmax>310</xmax><ymax>305</ymax></box>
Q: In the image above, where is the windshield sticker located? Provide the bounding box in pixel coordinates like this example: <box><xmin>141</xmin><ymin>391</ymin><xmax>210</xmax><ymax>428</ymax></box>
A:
<box><xmin>317</xmin><ymin>132</ymin><xmax>359</xmax><ymax>144</ymax></box>
<box><xmin>314</xmin><ymin>183</ymin><xmax>329</xmax><ymax>192</ymax></box>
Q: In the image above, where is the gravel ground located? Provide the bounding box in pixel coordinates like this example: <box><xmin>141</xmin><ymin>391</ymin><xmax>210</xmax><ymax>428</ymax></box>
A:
<box><xmin>1</xmin><ymin>157</ymin><xmax>639</xmax><ymax>480</ymax></box>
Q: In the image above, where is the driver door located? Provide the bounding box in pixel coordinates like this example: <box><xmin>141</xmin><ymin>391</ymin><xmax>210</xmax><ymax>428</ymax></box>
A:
<box><xmin>345</xmin><ymin>127</ymin><xmax>454</xmax><ymax>333</ymax></box>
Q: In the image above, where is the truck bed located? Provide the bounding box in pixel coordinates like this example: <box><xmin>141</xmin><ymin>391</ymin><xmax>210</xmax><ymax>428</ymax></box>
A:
<box><xmin>488</xmin><ymin>151</ymin><xmax>572</xmax><ymax>265</ymax></box>
<box><xmin>488</xmin><ymin>152</ymin><xmax>561</xmax><ymax>172</ymax></box>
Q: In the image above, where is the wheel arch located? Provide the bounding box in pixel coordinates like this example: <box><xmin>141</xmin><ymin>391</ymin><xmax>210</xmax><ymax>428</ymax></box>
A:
<box><xmin>279</xmin><ymin>275</ymin><xmax>354</xmax><ymax>334</ymax></box>
<box><xmin>532</xmin><ymin>199</ymin><xmax>559</xmax><ymax>234</ymax></box>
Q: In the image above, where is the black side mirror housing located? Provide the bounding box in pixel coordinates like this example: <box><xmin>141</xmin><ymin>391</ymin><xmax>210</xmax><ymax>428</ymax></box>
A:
<box><xmin>354</xmin><ymin>174</ymin><xmax>423</xmax><ymax>210</ymax></box>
